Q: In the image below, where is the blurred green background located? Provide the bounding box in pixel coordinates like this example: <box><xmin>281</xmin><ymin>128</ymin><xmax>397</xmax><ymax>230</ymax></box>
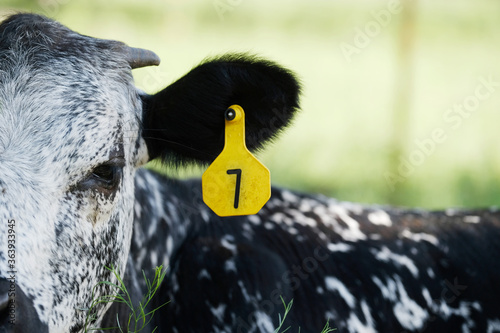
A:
<box><xmin>2</xmin><ymin>0</ymin><xmax>500</xmax><ymax>209</ymax></box>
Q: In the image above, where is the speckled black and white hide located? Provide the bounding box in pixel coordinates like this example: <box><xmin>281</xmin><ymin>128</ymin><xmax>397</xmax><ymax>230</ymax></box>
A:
<box><xmin>1</xmin><ymin>13</ymin><xmax>500</xmax><ymax>333</ymax></box>
<box><xmin>0</xmin><ymin>13</ymin><xmax>152</xmax><ymax>333</ymax></box>
<box><xmin>0</xmin><ymin>13</ymin><xmax>298</xmax><ymax>333</ymax></box>
<box><xmin>129</xmin><ymin>173</ymin><xmax>500</xmax><ymax>333</ymax></box>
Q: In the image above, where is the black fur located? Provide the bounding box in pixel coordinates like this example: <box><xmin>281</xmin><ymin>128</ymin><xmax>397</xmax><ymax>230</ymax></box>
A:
<box><xmin>141</xmin><ymin>54</ymin><xmax>301</xmax><ymax>164</ymax></box>
<box><xmin>125</xmin><ymin>170</ymin><xmax>500</xmax><ymax>333</ymax></box>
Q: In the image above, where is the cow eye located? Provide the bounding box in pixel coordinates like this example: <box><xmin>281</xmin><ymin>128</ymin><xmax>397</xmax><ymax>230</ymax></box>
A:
<box><xmin>76</xmin><ymin>158</ymin><xmax>124</xmax><ymax>194</ymax></box>
<box><xmin>91</xmin><ymin>164</ymin><xmax>119</xmax><ymax>188</ymax></box>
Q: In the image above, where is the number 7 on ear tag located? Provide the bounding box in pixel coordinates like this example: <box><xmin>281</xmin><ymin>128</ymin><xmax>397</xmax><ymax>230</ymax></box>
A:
<box><xmin>202</xmin><ymin>105</ymin><xmax>271</xmax><ymax>217</ymax></box>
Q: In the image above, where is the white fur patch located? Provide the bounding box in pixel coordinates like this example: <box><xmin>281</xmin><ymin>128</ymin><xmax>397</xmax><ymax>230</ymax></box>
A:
<box><xmin>367</xmin><ymin>210</ymin><xmax>392</xmax><ymax>227</ymax></box>
<box><xmin>325</xmin><ymin>276</ymin><xmax>356</xmax><ymax>308</ymax></box>
<box><xmin>401</xmin><ymin>229</ymin><xmax>439</xmax><ymax>246</ymax></box>
<box><xmin>347</xmin><ymin>300</ymin><xmax>376</xmax><ymax>333</ymax></box>
<box><xmin>464</xmin><ymin>215</ymin><xmax>480</xmax><ymax>224</ymax></box>
<box><xmin>373</xmin><ymin>247</ymin><xmax>419</xmax><ymax>277</ymax></box>
<box><xmin>327</xmin><ymin>243</ymin><xmax>353</xmax><ymax>252</ymax></box>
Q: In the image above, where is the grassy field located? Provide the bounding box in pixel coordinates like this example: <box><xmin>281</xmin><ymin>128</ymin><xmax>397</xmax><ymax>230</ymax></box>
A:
<box><xmin>2</xmin><ymin>0</ymin><xmax>500</xmax><ymax>209</ymax></box>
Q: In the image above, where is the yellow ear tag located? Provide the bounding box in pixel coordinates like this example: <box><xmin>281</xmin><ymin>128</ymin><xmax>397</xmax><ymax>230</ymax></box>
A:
<box><xmin>202</xmin><ymin>105</ymin><xmax>271</xmax><ymax>217</ymax></box>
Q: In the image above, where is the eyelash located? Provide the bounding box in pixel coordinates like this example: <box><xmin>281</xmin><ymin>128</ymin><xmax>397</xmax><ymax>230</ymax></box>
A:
<box><xmin>75</xmin><ymin>161</ymin><xmax>124</xmax><ymax>195</ymax></box>
<box><xmin>91</xmin><ymin>164</ymin><xmax>118</xmax><ymax>187</ymax></box>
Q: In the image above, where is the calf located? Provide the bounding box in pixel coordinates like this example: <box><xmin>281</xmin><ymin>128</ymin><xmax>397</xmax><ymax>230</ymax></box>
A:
<box><xmin>0</xmin><ymin>13</ymin><xmax>499</xmax><ymax>333</ymax></box>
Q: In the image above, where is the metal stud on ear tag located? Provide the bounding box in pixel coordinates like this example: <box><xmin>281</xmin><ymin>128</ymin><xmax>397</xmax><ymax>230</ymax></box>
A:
<box><xmin>202</xmin><ymin>105</ymin><xmax>271</xmax><ymax>217</ymax></box>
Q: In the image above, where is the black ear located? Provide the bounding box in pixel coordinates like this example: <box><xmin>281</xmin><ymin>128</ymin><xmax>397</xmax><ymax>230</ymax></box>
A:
<box><xmin>141</xmin><ymin>54</ymin><xmax>301</xmax><ymax>165</ymax></box>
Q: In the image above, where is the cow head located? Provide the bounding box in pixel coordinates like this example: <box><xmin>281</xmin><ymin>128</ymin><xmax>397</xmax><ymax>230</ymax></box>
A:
<box><xmin>0</xmin><ymin>14</ymin><xmax>300</xmax><ymax>332</ymax></box>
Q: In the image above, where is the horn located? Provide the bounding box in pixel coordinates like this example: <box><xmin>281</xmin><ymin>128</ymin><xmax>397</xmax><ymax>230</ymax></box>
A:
<box><xmin>124</xmin><ymin>46</ymin><xmax>161</xmax><ymax>69</ymax></box>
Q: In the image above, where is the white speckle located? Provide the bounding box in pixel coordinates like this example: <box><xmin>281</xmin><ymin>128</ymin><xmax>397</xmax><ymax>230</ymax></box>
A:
<box><xmin>422</xmin><ymin>288</ymin><xmax>433</xmax><ymax>306</ymax></box>
<box><xmin>221</xmin><ymin>235</ymin><xmax>237</xmax><ymax>254</ymax></box>
<box><xmin>210</xmin><ymin>303</ymin><xmax>227</xmax><ymax>322</ymax></box>
<box><xmin>325</xmin><ymin>276</ymin><xmax>355</xmax><ymax>308</ymax></box>
<box><xmin>393</xmin><ymin>278</ymin><xmax>428</xmax><ymax>330</ymax></box>
<box><xmin>289</xmin><ymin>208</ymin><xmax>318</xmax><ymax>227</ymax></box>
<box><xmin>248</xmin><ymin>215</ymin><xmax>261</xmax><ymax>225</ymax></box>
<box><xmin>373</xmin><ymin>275</ymin><xmax>428</xmax><ymax>330</ymax></box>
<box><xmin>372</xmin><ymin>276</ymin><xmax>395</xmax><ymax>300</ymax></box>
<box><xmin>373</xmin><ymin>247</ymin><xmax>419</xmax><ymax>278</ymax></box>
<box><xmin>264</xmin><ymin>222</ymin><xmax>274</xmax><ymax>230</ymax></box>
<box><xmin>445</xmin><ymin>208</ymin><xmax>457</xmax><ymax>216</ymax></box>
<box><xmin>271</xmin><ymin>211</ymin><xmax>295</xmax><ymax>226</ymax></box>
<box><xmin>367</xmin><ymin>210</ymin><xmax>392</xmax><ymax>227</ymax></box>
<box><xmin>342</xmin><ymin>201</ymin><xmax>365</xmax><ymax>214</ymax></box>
<box><xmin>198</xmin><ymin>269</ymin><xmax>211</xmax><ymax>280</ymax></box>
<box><xmin>464</xmin><ymin>215</ymin><xmax>480</xmax><ymax>224</ymax></box>
<box><xmin>325</xmin><ymin>311</ymin><xmax>336</xmax><ymax>322</ymax></box>
<box><xmin>427</xmin><ymin>268</ymin><xmax>435</xmax><ymax>279</ymax></box>
<box><xmin>200</xmin><ymin>209</ymin><xmax>210</xmax><ymax>222</ymax></box>
<box><xmin>313</xmin><ymin>205</ymin><xmax>332</xmax><ymax>223</ymax></box>
<box><xmin>327</xmin><ymin>243</ymin><xmax>353</xmax><ymax>252</ymax></box>
<box><xmin>317</xmin><ymin>231</ymin><xmax>330</xmax><ymax>242</ymax></box>
<box><xmin>271</xmin><ymin>212</ymin><xmax>287</xmax><ymax>224</ymax></box>
<box><xmin>330</xmin><ymin>206</ymin><xmax>367</xmax><ymax>242</ymax></box>
<box><xmin>298</xmin><ymin>199</ymin><xmax>312</xmax><ymax>211</ymax></box>
<box><xmin>134</xmin><ymin>201</ymin><xmax>142</xmax><ymax>218</ymax></box>
<box><xmin>487</xmin><ymin>319</ymin><xmax>500</xmax><ymax>333</ymax></box>
<box><xmin>347</xmin><ymin>300</ymin><xmax>376</xmax><ymax>333</ymax></box>
<box><xmin>401</xmin><ymin>229</ymin><xmax>439</xmax><ymax>246</ymax></box>
<box><xmin>317</xmin><ymin>286</ymin><xmax>324</xmax><ymax>294</ymax></box>
<box><xmin>255</xmin><ymin>312</ymin><xmax>274</xmax><ymax>332</ymax></box>
<box><xmin>136</xmin><ymin>248</ymin><xmax>147</xmax><ymax>269</ymax></box>
<box><xmin>238</xmin><ymin>280</ymin><xmax>251</xmax><ymax>302</ymax></box>
<box><xmin>287</xmin><ymin>227</ymin><xmax>298</xmax><ymax>235</ymax></box>
<box><xmin>166</xmin><ymin>236</ymin><xmax>173</xmax><ymax>256</ymax></box>
<box><xmin>282</xmin><ymin>190</ymin><xmax>299</xmax><ymax>203</ymax></box>
<box><xmin>369</xmin><ymin>234</ymin><xmax>382</xmax><ymax>240</ymax></box>
<box><xmin>242</xmin><ymin>223</ymin><xmax>255</xmax><ymax>240</ymax></box>
<box><xmin>136</xmin><ymin>174</ymin><xmax>146</xmax><ymax>189</ymax></box>
<box><xmin>224</xmin><ymin>259</ymin><xmax>237</xmax><ymax>272</ymax></box>
<box><xmin>150</xmin><ymin>251</ymin><xmax>158</xmax><ymax>267</ymax></box>
<box><xmin>266</xmin><ymin>199</ymin><xmax>281</xmax><ymax>209</ymax></box>
<box><xmin>436</xmin><ymin>299</ymin><xmax>480</xmax><ymax>323</ymax></box>
<box><xmin>170</xmin><ymin>272</ymin><xmax>180</xmax><ymax>293</ymax></box>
